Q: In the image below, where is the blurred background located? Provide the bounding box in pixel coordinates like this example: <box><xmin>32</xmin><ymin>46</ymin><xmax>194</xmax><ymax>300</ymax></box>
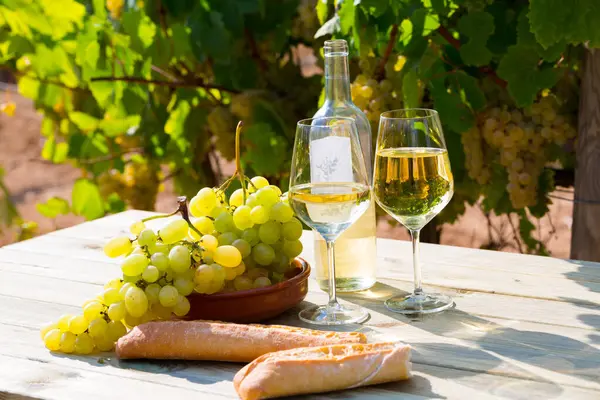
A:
<box><xmin>0</xmin><ymin>0</ymin><xmax>588</xmax><ymax>260</ymax></box>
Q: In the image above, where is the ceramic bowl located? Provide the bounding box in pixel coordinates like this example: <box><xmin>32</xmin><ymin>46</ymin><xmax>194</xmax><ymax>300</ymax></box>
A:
<box><xmin>186</xmin><ymin>258</ymin><xmax>310</xmax><ymax>323</ymax></box>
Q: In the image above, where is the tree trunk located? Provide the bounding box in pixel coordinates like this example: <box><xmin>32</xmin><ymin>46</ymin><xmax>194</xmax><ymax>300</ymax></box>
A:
<box><xmin>571</xmin><ymin>48</ymin><xmax>600</xmax><ymax>261</ymax></box>
<box><xmin>421</xmin><ymin>218</ymin><xmax>440</xmax><ymax>244</ymax></box>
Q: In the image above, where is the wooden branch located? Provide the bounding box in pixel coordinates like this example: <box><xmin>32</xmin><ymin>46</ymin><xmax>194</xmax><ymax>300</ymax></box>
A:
<box><xmin>0</xmin><ymin>67</ymin><xmax>87</xmax><ymax>93</ymax></box>
<box><xmin>508</xmin><ymin>214</ymin><xmax>524</xmax><ymax>254</ymax></box>
<box><xmin>245</xmin><ymin>28</ymin><xmax>268</xmax><ymax>73</ymax></box>
<box><xmin>77</xmin><ymin>148</ymin><xmax>144</xmax><ymax>165</ymax></box>
<box><xmin>375</xmin><ymin>24</ymin><xmax>399</xmax><ymax>81</ymax></box>
<box><xmin>436</xmin><ymin>26</ymin><xmax>508</xmax><ymax>88</ymax></box>
<box><xmin>89</xmin><ymin>76</ymin><xmax>240</xmax><ymax>93</ymax></box>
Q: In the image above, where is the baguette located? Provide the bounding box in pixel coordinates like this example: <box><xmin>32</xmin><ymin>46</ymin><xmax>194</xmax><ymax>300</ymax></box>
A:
<box><xmin>234</xmin><ymin>342</ymin><xmax>411</xmax><ymax>400</ymax></box>
<box><xmin>115</xmin><ymin>320</ymin><xmax>367</xmax><ymax>362</ymax></box>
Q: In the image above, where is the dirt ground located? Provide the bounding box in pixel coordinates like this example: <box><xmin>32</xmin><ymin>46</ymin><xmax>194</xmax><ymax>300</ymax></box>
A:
<box><xmin>0</xmin><ymin>89</ymin><xmax>573</xmax><ymax>258</ymax></box>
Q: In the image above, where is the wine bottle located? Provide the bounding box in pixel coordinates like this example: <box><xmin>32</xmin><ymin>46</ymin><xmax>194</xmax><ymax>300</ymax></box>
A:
<box><xmin>311</xmin><ymin>39</ymin><xmax>377</xmax><ymax>292</ymax></box>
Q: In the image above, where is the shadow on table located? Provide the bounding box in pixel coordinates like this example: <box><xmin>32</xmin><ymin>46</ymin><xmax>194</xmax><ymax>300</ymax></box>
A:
<box><xmin>562</xmin><ymin>259</ymin><xmax>600</xmax><ymax>344</ymax></box>
<box><xmin>339</xmin><ymin>281</ymin><xmax>600</xmax><ymax>394</ymax></box>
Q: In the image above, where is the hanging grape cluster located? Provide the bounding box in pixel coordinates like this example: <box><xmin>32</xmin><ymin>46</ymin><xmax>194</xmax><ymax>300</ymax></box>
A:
<box><xmin>463</xmin><ymin>95</ymin><xmax>576</xmax><ymax>209</ymax></box>
<box><xmin>98</xmin><ymin>161</ymin><xmax>161</xmax><ymax>211</ymax></box>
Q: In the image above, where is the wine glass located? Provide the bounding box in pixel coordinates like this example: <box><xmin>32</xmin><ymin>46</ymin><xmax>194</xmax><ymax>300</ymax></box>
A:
<box><xmin>289</xmin><ymin>117</ymin><xmax>371</xmax><ymax>325</ymax></box>
<box><xmin>373</xmin><ymin>109</ymin><xmax>454</xmax><ymax>314</ymax></box>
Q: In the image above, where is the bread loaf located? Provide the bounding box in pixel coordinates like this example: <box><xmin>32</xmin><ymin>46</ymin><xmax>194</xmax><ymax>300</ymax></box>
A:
<box><xmin>234</xmin><ymin>342</ymin><xmax>412</xmax><ymax>400</ymax></box>
<box><xmin>116</xmin><ymin>320</ymin><xmax>367</xmax><ymax>362</ymax></box>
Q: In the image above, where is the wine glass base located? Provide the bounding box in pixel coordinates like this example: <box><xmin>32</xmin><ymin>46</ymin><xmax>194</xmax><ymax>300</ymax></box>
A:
<box><xmin>385</xmin><ymin>292</ymin><xmax>454</xmax><ymax>315</ymax></box>
<box><xmin>298</xmin><ymin>303</ymin><xmax>369</xmax><ymax>325</ymax></box>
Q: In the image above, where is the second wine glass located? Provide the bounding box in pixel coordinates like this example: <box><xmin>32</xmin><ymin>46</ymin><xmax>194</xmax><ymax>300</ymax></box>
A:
<box><xmin>373</xmin><ymin>109</ymin><xmax>454</xmax><ymax>314</ymax></box>
<box><xmin>289</xmin><ymin>117</ymin><xmax>370</xmax><ymax>325</ymax></box>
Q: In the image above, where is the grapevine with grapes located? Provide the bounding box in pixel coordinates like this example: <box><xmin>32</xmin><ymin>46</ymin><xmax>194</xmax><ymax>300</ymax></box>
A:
<box><xmin>41</xmin><ymin>122</ymin><xmax>304</xmax><ymax>354</ymax></box>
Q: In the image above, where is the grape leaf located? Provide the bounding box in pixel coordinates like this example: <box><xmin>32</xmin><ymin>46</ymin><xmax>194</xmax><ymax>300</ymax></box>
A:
<box><xmin>122</xmin><ymin>10</ymin><xmax>156</xmax><ymax>51</ymax></box>
<box><xmin>242</xmin><ymin>123</ymin><xmax>287</xmax><ymax>176</ymax></box>
<box><xmin>69</xmin><ymin>112</ymin><xmax>100</xmax><ymax>131</ymax></box>
<box><xmin>164</xmin><ymin>100</ymin><xmax>190</xmax><ymax>137</ymax></box>
<box><xmin>359</xmin><ymin>0</ymin><xmax>388</xmax><ymax>17</ymax></box>
<box><xmin>430</xmin><ymin>81</ymin><xmax>474</xmax><ymax>133</ymax></box>
<box><xmin>316</xmin><ymin>0</ymin><xmax>329</xmax><ymax>24</ymax></box>
<box><xmin>457</xmin><ymin>11</ymin><xmax>494</xmax><ymax>66</ymax></box>
<box><xmin>100</xmin><ymin>115</ymin><xmax>141</xmax><ymax>137</ymax></box>
<box><xmin>36</xmin><ymin>197</ymin><xmax>70</xmax><ymax>218</ymax></box>
<box><xmin>516</xmin><ymin>11</ymin><xmax>564</xmax><ymax>62</ymax></box>
<box><xmin>71</xmin><ymin>179</ymin><xmax>105</xmax><ymax>220</ymax></box>
<box><xmin>402</xmin><ymin>69</ymin><xmax>420</xmax><ymax>108</ymax></box>
<box><xmin>338</xmin><ymin>0</ymin><xmax>355</xmax><ymax>35</ymax></box>
<box><xmin>455</xmin><ymin>71</ymin><xmax>485</xmax><ymax>111</ymax></box>
<box><xmin>497</xmin><ymin>44</ymin><xmax>560</xmax><ymax>107</ymax></box>
<box><xmin>188</xmin><ymin>8</ymin><xmax>232</xmax><ymax>63</ymax></box>
<box><xmin>162</xmin><ymin>0</ymin><xmax>196</xmax><ymax>20</ymax></box>
<box><xmin>528</xmin><ymin>0</ymin><xmax>600</xmax><ymax>48</ymax></box>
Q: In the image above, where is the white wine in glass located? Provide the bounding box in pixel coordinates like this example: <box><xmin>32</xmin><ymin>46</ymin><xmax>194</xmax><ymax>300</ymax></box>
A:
<box><xmin>374</xmin><ymin>109</ymin><xmax>454</xmax><ymax>314</ymax></box>
<box><xmin>289</xmin><ymin>117</ymin><xmax>371</xmax><ymax>325</ymax></box>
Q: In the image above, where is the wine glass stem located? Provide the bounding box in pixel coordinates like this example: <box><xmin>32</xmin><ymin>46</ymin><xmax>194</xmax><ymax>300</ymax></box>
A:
<box><xmin>326</xmin><ymin>240</ymin><xmax>339</xmax><ymax>308</ymax></box>
<box><xmin>410</xmin><ymin>229</ymin><xmax>423</xmax><ymax>295</ymax></box>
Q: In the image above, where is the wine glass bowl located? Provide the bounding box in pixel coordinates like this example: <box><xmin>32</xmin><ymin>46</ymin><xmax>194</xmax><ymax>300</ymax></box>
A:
<box><xmin>289</xmin><ymin>117</ymin><xmax>371</xmax><ymax>325</ymax></box>
<box><xmin>374</xmin><ymin>109</ymin><xmax>454</xmax><ymax>314</ymax></box>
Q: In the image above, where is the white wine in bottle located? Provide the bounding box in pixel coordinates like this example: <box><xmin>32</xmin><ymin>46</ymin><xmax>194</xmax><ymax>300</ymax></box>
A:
<box><xmin>312</xmin><ymin>39</ymin><xmax>377</xmax><ymax>292</ymax></box>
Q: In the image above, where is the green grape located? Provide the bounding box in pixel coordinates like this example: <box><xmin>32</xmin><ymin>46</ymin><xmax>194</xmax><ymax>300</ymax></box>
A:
<box><xmin>137</xmin><ymin>229</ymin><xmax>157</xmax><ymax>247</ymax></box>
<box><xmin>104</xmin><ymin>236</ymin><xmax>132</xmax><ymax>258</ymax></box>
<box><xmin>250</xmin><ymin>205</ymin><xmax>269</xmax><ymax>224</ymax></box>
<box><xmin>194</xmin><ymin>264</ymin><xmax>215</xmax><ymax>284</ymax></box>
<box><xmin>224</xmin><ymin>266</ymin><xmax>237</xmax><ymax>280</ymax></box>
<box><xmin>243</xmin><ymin>256</ymin><xmax>257</xmax><ymax>270</ymax></box>
<box><xmin>214</xmin><ymin>211</ymin><xmax>234</xmax><ymax>233</ymax></box>
<box><xmin>149</xmin><ymin>242</ymin><xmax>169</xmax><ymax>255</ymax></box>
<box><xmin>68</xmin><ymin>315</ymin><xmax>88</xmax><ymax>335</ymax></box>
<box><xmin>159</xmin><ymin>219</ymin><xmax>189</xmax><ymax>244</ymax></box>
<box><xmin>190</xmin><ymin>187</ymin><xmax>218</xmax><ymax>216</ymax></box>
<box><xmin>253</xmin><ymin>276</ymin><xmax>272</xmax><ymax>288</ymax></box>
<box><xmin>218</xmin><ymin>231</ymin><xmax>238</xmax><ymax>246</ymax></box>
<box><xmin>40</xmin><ymin>322</ymin><xmax>58</xmax><ymax>340</ymax></box>
<box><xmin>130</xmin><ymin>246</ymin><xmax>145</xmax><ymax>256</ymax></box>
<box><xmin>75</xmin><ymin>332</ymin><xmax>95</xmax><ymax>354</ymax></box>
<box><xmin>163</xmin><ymin>268</ymin><xmax>175</xmax><ymax>282</ymax></box>
<box><xmin>173</xmin><ymin>295</ymin><xmax>191</xmax><ymax>317</ymax></box>
<box><xmin>282</xmin><ymin>218</ymin><xmax>303</xmax><ymax>240</ymax></box>
<box><xmin>283</xmin><ymin>239</ymin><xmax>303</xmax><ymax>258</ymax></box>
<box><xmin>202</xmin><ymin>251</ymin><xmax>214</xmax><ymax>264</ymax></box>
<box><xmin>241</xmin><ymin>227</ymin><xmax>259</xmax><ymax>246</ymax></box>
<box><xmin>124</xmin><ymin>312</ymin><xmax>141</xmax><ymax>328</ymax></box>
<box><xmin>118</xmin><ymin>282</ymin><xmax>134</xmax><ymax>298</ymax></box>
<box><xmin>247</xmin><ymin>267</ymin><xmax>269</xmax><ymax>280</ymax></box>
<box><xmin>210</xmin><ymin>205</ymin><xmax>226</xmax><ymax>219</ymax></box>
<box><xmin>124</xmin><ymin>286</ymin><xmax>149</xmax><ymax>318</ymax></box>
<box><xmin>201</xmin><ymin>234</ymin><xmax>218</xmax><ymax>252</ymax></box>
<box><xmin>123</xmin><ymin>273</ymin><xmax>142</xmax><ymax>283</ymax></box>
<box><xmin>271</xmin><ymin>240</ymin><xmax>284</xmax><ymax>253</ymax></box>
<box><xmin>252</xmin><ymin>243</ymin><xmax>275</xmax><ymax>266</ymax></box>
<box><xmin>88</xmin><ymin>318</ymin><xmax>108</xmax><ymax>339</ymax></box>
<box><xmin>245</xmin><ymin>193</ymin><xmax>259</xmax><ymax>208</ymax></box>
<box><xmin>229</xmin><ymin>188</ymin><xmax>245</xmax><ymax>207</ymax></box>
<box><xmin>104</xmin><ymin>278</ymin><xmax>123</xmax><ymax>290</ymax></box>
<box><xmin>192</xmin><ymin>216</ymin><xmax>215</xmax><ymax>236</ymax></box>
<box><xmin>130</xmin><ymin>221</ymin><xmax>146</xmax><ymax>235</ymax></box>
<box><xmin>151</xmin><ymin>304</ymin><xmax>173</xmax><ymax>320</ymax></box>
<box><xmin>107</xmin><ymin>301</ymin><xmax>126</xmax><ymax>321</ymax></box>
<box><xmin>169</xmin><ymin>245</ymin><xmax>191</xmax><ymax>273</ymax></box>
<box><xmin>233</xmin><ymin>205</ymin><xmax>253</xmax><ymax>230</ymax></box>
<box><xmin>150</xmin><ymin>252</ymin><xmax>170</xmax><ymax>271</ymax></box>
<box><xmin>174</xmin><ymin>276</ymin><xmax>194</xmax><ymax>296</ymax></box>
<box><xmin>214</xmin><ymin>245</ymin><xmax>242</xmax><ymax>268</ymax></box>
<box><xmin>233</xmin><ymin>276</ymin><xmax>253</xmax><ymax>291</ymax></box>
<box><xmin>250</xmin><ymin>176</ymin><xmax>269</xmax><ymax>192</ymax></box>
<box><xmin>232</xmin><ymin>239</ymin><xmax>251</xmax><ymax>258</ymax></box>
<box><xmin>106</xmin><ymin>321</ymin><xmax>127</xmax><ymax>341</ymax></box>
<box><xmin>233</xmin><ymin>261</ymin><xmax>245</xmax><ymax>276</ymax></box>
<box><xmin>268</xmin><ymin>185</ymin><xmax>282</xmax><ymax>197</ymax></box>
<box><xmin>43</xmin><ymin>328</ymin><xmax>62</xmax><ymax>351</ymax></box>
<box><xmin>256</xmin><ymin>186</ymin><xmax>279</xmax><ymax>207</ymax></box>
<box><xmin>270</xmin><ymin>202</ymin><xmax>294</xmax><ymax>223</ymax></box>
<box><xmin>57</xmin><ymin>314</ymin><xmax>73</xmax><ymax>332</ymax></box>
<box><xmin>141</xmin><ymin>265</ymin><xmax>159</xmax><ymax>283</ymax></box>
<box><xmin>95</xmin><ymin>336</ymin><xmax>115</xmax><ymax>352</ymax></box>
<box><xmin>271</xmin><ymin>253</ymin><xmax>291</xmax><ymax>273</ymax></box>
<box><xmin>60</xmin><ymin>331</ymin><xmax>76</xmax><ymax>353</ymax></box>
<box><xmin>104</xmin><ymin>287</ymin><xmax>123</xmax><ymax>305</ymax></box>
<box><xmin>259</xmin><ymin>221</ymin><xmax>281</xmax><ymax>244</ymax></box>
<box><xmin>159</xmin><ymin>285</ymin><xmax>179</xmax><ymax>307</ymax></box>
<box><xmin>121</xmin><ymin>254</ymin><xmax>149</xmax><ymax>276</ymax></box>
<box><xmin>83</xmin><ymin>301</ymin><xmax>104</xmax><ymax>321</ymax></box>
<box><xmin>144</xmin><ymin>283</ymin><xmax>161</xmax><ymax>305</ymax></box>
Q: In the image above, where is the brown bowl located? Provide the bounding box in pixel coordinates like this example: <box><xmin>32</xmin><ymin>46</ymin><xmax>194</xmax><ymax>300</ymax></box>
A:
<box><xmin>186</xmin><ymin>258</ymin><xmax>310</xmax><ymax>323</ymax></box>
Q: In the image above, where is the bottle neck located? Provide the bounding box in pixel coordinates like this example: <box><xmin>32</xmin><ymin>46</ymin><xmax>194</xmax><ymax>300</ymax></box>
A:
<box><xmin>324</xmin><ymin>52</ymin><xmax>352</xmax><ymax>105</ymax></box>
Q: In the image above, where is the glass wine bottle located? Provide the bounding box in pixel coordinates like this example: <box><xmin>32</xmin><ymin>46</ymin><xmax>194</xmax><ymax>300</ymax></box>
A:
<box><xmin>311</xmin><ymin>39</ymin><xmax>377</xmax><ymax>292</ymax></box>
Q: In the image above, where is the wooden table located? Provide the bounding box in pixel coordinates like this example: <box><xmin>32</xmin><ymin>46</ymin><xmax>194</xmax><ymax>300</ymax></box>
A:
<box><xmin>1</xmin><ymin>210</ymin><xmax>599</xmax><ymax>399</ymax></box>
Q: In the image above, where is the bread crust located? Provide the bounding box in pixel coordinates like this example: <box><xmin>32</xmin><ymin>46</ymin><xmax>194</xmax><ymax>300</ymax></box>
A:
<box><xmin>115</xmin><ymin>320</ymin><xmax>367</xmax><ymax>362</ymax></box>
<box><xmin>234</xmin><ymin>342</ymin><xmax>412</xmax><ymax>400</ymax></box>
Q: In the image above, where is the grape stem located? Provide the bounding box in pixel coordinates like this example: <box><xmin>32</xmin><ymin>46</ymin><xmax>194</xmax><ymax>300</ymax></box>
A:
<box><xmin>215</xmin><ymin>121</ymin><xmax>250</xmax><ymax>203</ymax></box>
<box><xmin>177</xmin><ymin>196</ymin><xmax>203</xmax><ymax>238</ymax></box>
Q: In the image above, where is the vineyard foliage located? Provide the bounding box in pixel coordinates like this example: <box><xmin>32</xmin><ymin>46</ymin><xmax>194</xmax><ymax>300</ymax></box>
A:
<box><xmin>0</xmin><ymin>0</ymin><xmax>597</xmax><ymax>253</ymax></box>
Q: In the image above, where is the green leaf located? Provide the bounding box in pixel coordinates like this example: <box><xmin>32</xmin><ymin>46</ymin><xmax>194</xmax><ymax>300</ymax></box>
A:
<box><xmin>430</xmin><ymin>81</ymin><xmax>474</xmax><ymax>134</ymax></box>
<box><xmin>338</xmin><ymin>0</ymin><xmax>355</xmax><ymax>35</ymax></box>
<box><xmin>122</xmin><ymin>10</ymin><xmax>157</xmax><ymax>51</ymax></box>
<box><xmin>188</xmin><ymin>8</ymin><xmax>232</xmax><ymax>63</ymax></box>
<box><xmin>516</xmin><ymin>11</ymin><xmax>564</xmax><ymax>62</ymax></box>
<box><xmin>17</xmin><ymin>76</ymin><xmax>40</xmax><ymax>99</ymax></box>
<box><xmin>36</xmin><ymin>197</ymin><xmax>70</xmax><ymax>218</ymax></box>
<box><xmin>164</xmin><ymin>100</ymin><xmax>191</xmax><ymax>137</ymax></box>
<box><xmin>69</xmin><ymin>112</ymin><xmax>100</xmax><ymax>131</ymax></box>
<box><xmin>41</xmin><ymin>136</ymin><xmax>69</xmax><ymax>163</ymax></box>
<box><xmin>528</xmin><ymin>0</ymin><xmax>600</xmax><ymax>48</ymax></box>
<box><xmin>316</xmin><ymin>0</ymin><xmax>329</xmax><ymax>24</ymax></box>
<box><xmin>162</xmin><ymin>0</ymin><xmax>196</xmax><ymax>20</ymax></box>
<box><xmin>455</xmin><ymin>71</ymin><xmax>485</xmax><ymax>111</ymax></box>
<box><xmin>402</xmin><ymin>69</ymin><xmax>419</xmax><ymax>108</ymax></box>
<box><xmin>105</xmin><ymin>193</ymin><xmax>126</xmax><ymax>214</ymax></box>
<box><xmin>100</xmin><ymin>115</ymin><xmax>141</xmax><ymax>137</ymax></box>
<box><xmin>71</xmin><ymin>179</ymin><xmax>105</xmax><ymax>220</ymax></box>
<box><xmin>242</xmin><ymin>123</ymin><xmax>287</xmax><ymax>176</ymax></box>
<box><xmin>497</xmin><ymin>44</ymin><xmax>560</xmax><ymax>107</ymax></box>
<box><xmin>457</xmin><ymin>11</ymin><xmax>494</xmax><ymax>66</ymax></box>
<box><xmin>92</xmin><ymin>0</ymin><xmax>107</xmax><ymax>19</ymax></box>
<box><xmin>360</xmin><ymin>0</ymin><xmax>388</xmax><ymax>17</ymax></box>
<box><xmin>518</xmin><ymin>213</ymin><xmax>538</xmax><ymax>250</ymax></box>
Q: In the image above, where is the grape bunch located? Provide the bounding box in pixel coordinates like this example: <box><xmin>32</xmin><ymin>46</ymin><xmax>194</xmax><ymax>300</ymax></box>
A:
<box><xmin>463</xmin><ymin>95</ymin><xmax>576</xmax><ymax>209</ymax></box>
<box><xmin>98</xmin><ymin>161</ymin><xmax>161</xmax><ymax>211</ymax></box>
<box><xmin>40</xmin><ymin>175</ymin><xmax>303</xmax><ymax>354</ymax></box>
